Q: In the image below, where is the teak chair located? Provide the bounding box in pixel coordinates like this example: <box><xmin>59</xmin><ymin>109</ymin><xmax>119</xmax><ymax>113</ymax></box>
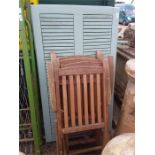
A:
<box><xmin>47</xmin><ymin>51</ymin><xmax>113</xmax><ymax>155</ymax></box>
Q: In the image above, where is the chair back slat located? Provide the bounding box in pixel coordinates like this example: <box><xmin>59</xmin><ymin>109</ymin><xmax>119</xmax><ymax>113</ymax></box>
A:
<box><xmin>83</xmin><ymin>74</ymin><xmax>89</xmax><ymax>125</ymax></box>
<box><xmin>89</xmin><ymin>74</ymin><xmax>95</xmax><ymax>124</ymax></box>
<box><xmin>96</xmin><ymin>74</ymin><xmax>102</xmax><ymax>123</ymax></box>
<box><xmin>69</xmin><ymin>75</ymin><xmax>76</xmax><ymax>127</ymax></box>
<box><xmin>76</xmin><ymin>75</ymin><xmax>82</xmax><ymax>127</ymax></box>
<box><xmin>62</xmin><ymin>76</ymin><xmax>69</xmax><ymax>128</ymax></box>
<box><xmin>61</xmin><ymin>61</ymin><xmax>102</xmax><ymax>68</ymax></box>
<box><xmin>59</xmin><ymin>67</ymin><xmax>103</xmax><ymax>76</ymax></box>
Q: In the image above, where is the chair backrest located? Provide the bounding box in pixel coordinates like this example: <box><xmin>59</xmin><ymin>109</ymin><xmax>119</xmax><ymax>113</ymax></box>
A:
<box><xmin>49</xmin><ymin>53</ymin><xmax>111</xmax><ymax>134</ymax></box>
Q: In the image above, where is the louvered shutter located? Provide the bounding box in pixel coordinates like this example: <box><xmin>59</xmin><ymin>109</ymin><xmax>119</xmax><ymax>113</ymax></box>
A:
<box><xmin>83</xmin><ymin>14</ymin><xmax>112</xmax><ymax>55</ymax></box>
<box><xmin>31</xmin><ymin>5</ymin><xmax>119</xmax><ymax>142</ymax></box>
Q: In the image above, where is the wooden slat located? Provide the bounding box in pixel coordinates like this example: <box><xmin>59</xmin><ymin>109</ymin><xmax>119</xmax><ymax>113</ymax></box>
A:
<box><xmin>60</xmin><ymin>58</ymin><xmax>98</xmax><ymax>66</ymax></box>
<box><xmin>47</xmin><ymin>62</ymin><xmax>56</xmax><ymax>112</ymax></box>
<box><xmin>83</xmin><ymin>74</ymin><xmax>89</xmax><ymax>125</ymax></box>
<box><xmin>59</xmin><ymin>67</ymin><xmax>103</xmax><ymax>76</ymax></box>
<box><xmin>63</xmin><ymin>135</ymin><xmax>69</xmax><ymax>154</ymax></box>
<box><xmin>55</xmin><ymin>119</ymin><xmax>59</xmax><ymax>155</ymax></box>
<box><xmin>62</xmin><ymin>123</ymin><xmax>104</xmax><ymax>134</ymax></box>
<box><xmin>53</xmin><ymin>59</ymin><xmax>63</xmax><ymax>154</ymax></box>
<box><xmin>69</xmin><ymin>146</ymin><xmax>102</xmax><ymax>155</ymax></box>
<box><xmin>69</xmin><ymin>75</ymin><xmax>76</xmax><ymax>127</ymax></box>
<box><xmin>90</xmin><ymin>74</ymin><xmax>95</xmax><ymax>124</ymax></box>
<box><xmin>108</xmin><ymin>56</ymin><xmax>113</xmax><ymax>93</ymax></box>
<box><xmin>69</xmin><ymin>138</ymin><xmax>96</xmax><ymax>146</ymax></box>
<box><xmin>61</xmin><ymin>61</ymin><xmax>102</xmax><ymax>68</ymax></box>
<box><xmin>76</xmin><ymin>75</ymin><xmax>82</xmax><ymax>127</ymax></box>
<box><xmin>62</xmin><ymin>76</ymin><xmax>69</xmax><ymax>128</ymax></box>
<box><xmin>96</xmin><ymin>74</ymin><xmax>102</xmax><ymax>123</ymax></box>
<box><xmin>104</xmin><ymin>57</ymin><xmax>111</xmax><ymax>104</ymax></box>
<box><xmin>60</xmin><ymin>55</ymin><xmax>95</xmax><ymax>61</ymax></box>
<box><xmin>103</xmin><ymin>57</ymin><xmax>110</xmax><ymax>145</ymax></box>
<box><xmin>96</xmin><ymin>50</ymin><xmax>104</xmax><ymax>60</ymax></box>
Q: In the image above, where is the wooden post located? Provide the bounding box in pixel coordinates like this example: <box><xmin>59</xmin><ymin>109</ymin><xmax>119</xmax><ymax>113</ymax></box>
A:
<box><xmin>115</xmin><ymin>59</ymin><xmax>135</xmax><ymax>135</ymax></box>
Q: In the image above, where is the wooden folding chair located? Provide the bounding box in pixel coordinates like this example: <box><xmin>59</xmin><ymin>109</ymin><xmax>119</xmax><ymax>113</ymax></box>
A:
<box><xmin>47</xmin><ymin>51</ymin><xmax>112</xmax><ymax>155</ymax></box>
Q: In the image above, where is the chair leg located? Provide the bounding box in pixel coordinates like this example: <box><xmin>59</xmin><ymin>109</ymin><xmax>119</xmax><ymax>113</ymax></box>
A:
<box><xmin>55</xmin><ymin>120</ymin><xmax>59</xmax><ymax>155</ymax></box>
<box><xmin>103</xmin><ymin>129</ymin><xmax>110</xmax><ymax>147</ymax></box>
<box><xmin>56</xmin><ymin>120</ymin><xmax>63</xmax><ymax>155</ymax></box>
<box><xmin>63</xmin><ymin>134</ymin><xmax>69</xmax><ymax>155</ymax></box>
<box><xmin>95</xmin><ymin>129</ymin><xmax>102</xmax><ymax>145</ymax></box>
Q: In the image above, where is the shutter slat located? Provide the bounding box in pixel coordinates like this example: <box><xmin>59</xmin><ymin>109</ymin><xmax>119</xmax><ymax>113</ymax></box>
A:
<box><xmin>42</xmin><ymin>33</ymin><xmax>74</xmax><ymax>36</ymax></box>
<box><xmin>41</xmin><ymin>25</ymin><xmax>74</xmax><ymax>29</ymax></box>
<box><xmin>83</xmin><ymin>14</ymin><xmax>112</xmax><ymax>19</ymax></box>
<box><xmin>84</xmin><ymin>25</ymin><xmax>112</xmax><ymax>29</ymax></box>
<box><xmin>44</xmin><ymin>49</ymin><xmax>74</xmax><ymax>54</ymax></box>
<box><xmin>41</xmin><ymin>29</ymin><xmax>74</xmax><ymax>33</ymax></box>
<box><xmin>84</xmin><ymin>38</ymin><xmax>111</xmax><ymax>43</ymax></box>
<box><xmin>43</xmin><ymin>40</ymin><xmax>74</xmax><ymax>44</ymax></box>
<box><xmin>84</xmin><ymin>44</ymin><xmax>111</xmax><ymax>50</ymax></box>
<box><xmin>83</xmin><ymin>50</ymin><xmax>110</xmax><ymax>54</ymax></box>
<box><xmin>83</xmin><ymin>18</ymin><xmax>112</xmax><ymax>22</ymax></box>
<box><xmin>84</xmin><ymin>32</ymin><xmax>112</xmax><ymax>36</ymax></box>
<box><xmin>84</xmin><ymin>35</ymin><xmax>111</xmax><ymax>40</ymax></box>
<box><xmin>43</xmin><ymin>36</ymin><xmax>74</xmax><ymax>40</ymax></box>
<box><xmin>41</xmin><ymin>21</ymin><xmax>73</xmax><ymax>26</ymax></box>
<box><xmin>43</xmin><ymin>43</ymin><xmax>74</xmax><ymax>47</ymax></box>
<box><xmin>44</xmin><ymin>47</ymin><xmax>74</xmax><ymax>50</ymax></box>
<box><xmin>40</xmin><ymin>18</ymin><xmax>73</xmax><ymax>22</ymax></box>
<box><xmin>40</xmin><ymin>14</ymin><xmax>74</xmax><ymax>18</ymax></box>
<box><xmin>84</xmin><ymin>22</ymin><xmax>112</xmax><ymax>26</ymax></box>
<box><xmin>84</xmin><ymin>29</ymin><xmax>112</xmax><ymax>33</ymax></box>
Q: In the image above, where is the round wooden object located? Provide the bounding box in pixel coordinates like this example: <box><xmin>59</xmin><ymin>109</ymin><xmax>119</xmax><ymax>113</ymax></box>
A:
<box><xmin>101</xmin><ymin>133</ymin><xmax>135</xmax><ymax>155</ymax></box>
<box><xmin>115</xmin><ymin>59</ymin><xmax>135</xmax><ymax>135</ymax></box>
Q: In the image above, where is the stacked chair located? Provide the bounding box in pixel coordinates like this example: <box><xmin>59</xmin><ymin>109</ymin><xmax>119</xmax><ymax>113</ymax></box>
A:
<box><xmin>47</xmin><ymin>51</ymin><xmax>113</xmax><ymax>155</ymax></box>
